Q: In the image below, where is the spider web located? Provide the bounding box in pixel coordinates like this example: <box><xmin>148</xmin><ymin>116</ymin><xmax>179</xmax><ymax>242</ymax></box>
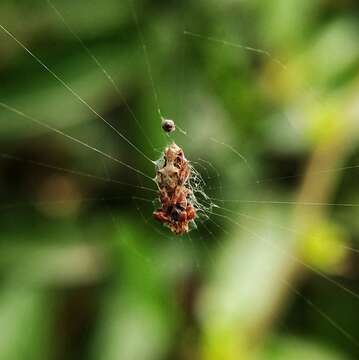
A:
<box><xmin>1</xmin><ymin>0</ymin><xmax>359</xmax><ymax>359</ymax></box>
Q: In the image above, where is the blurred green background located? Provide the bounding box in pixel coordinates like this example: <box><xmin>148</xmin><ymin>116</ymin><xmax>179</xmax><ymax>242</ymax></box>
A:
<box><xmin>1</xmin><ymin>0</ymin><xmax>359</xmax><ymax>359</ymax></box>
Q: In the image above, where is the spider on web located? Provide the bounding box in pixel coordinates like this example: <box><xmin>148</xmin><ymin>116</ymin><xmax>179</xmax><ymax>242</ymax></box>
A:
<box><xmin>153</xmin><ymin>141</ymin><xmax>197</xmax><ymax>235</ymax></box>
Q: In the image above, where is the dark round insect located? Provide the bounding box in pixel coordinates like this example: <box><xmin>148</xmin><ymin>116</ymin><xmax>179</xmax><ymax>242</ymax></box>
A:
<box><xmin>161</xmin><ymin>118</ymin><xmax>176</xmax><ymax>133</ymax></box>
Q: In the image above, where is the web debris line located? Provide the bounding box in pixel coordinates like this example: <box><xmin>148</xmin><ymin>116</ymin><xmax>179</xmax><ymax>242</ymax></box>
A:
<box><xmin>197</xmin><ymin>158</ymin><xmax>223</xmax><ymax>198</ymax></box>
<box><xmin>286</xmin><ymin>281</ymin><xmax>359</xmax><ymax>348</ymax></box>
<box><xmin>0</xmin><ymin>153</ymin><xmax>156</xmax><ymax>192</ymax></box>
<box><xmin>0</xmin><ymin>103</ymin><xmax>153</xmax><ymax>181</ymax></box>
<box><xmin>256</xmin><ymin>163</ymin><xmax>359</xmax><ymax>184</ymax></box>
<box><xmin>215</xmin><ymin>205</ymin><xmax>359</xmax><ymax>257</ymax></box>
<box><xmin>0</xmin><ymin>23</ymin><xmax>154</xmax><ymax>164</ymax></box>
<box><xmin>46</xmin><ymin>0</ymin><xmax>156</xmax><ymax>152</ymax></box>
<box><xmin>210</xmin><ymin>137</ymin><xmax>259</xmax><ymax>183</ymax></box>
<box><xmin>209</xmin><ymin>210</ymin><xmax>359</xmax><ymax>347</ymax></box>
<box><xmin>210</xmin><ymin>210</ymin><xmax>359</xmax><ymax>301</ymax></box>
<box><xmin>0</xmin><ymin>195</ymin><xmax>150</xmax><ymax>213</ymax></box>
<box><xmin>127</xmin><ymin>0</ymin><xmax>163</xmax><ymax>121</ymax></box>
<box><xmin>184</xmin><ymin>30</ymin><xmax>287</xmax><ymax>70</ymax></box>
<box><xmin>198</xmin><ymin>158</ymin><xmax>221</xmax><ymax>180</ymax></box>
<box><xmin>203</xmin><ymin>207</ymin><xmax>359</xmax><ymax>347</ymax></box>
<box><xmin>211</xmin><ymin>198</ymin><xmax>359</xmax><ymax>207</ymax></box>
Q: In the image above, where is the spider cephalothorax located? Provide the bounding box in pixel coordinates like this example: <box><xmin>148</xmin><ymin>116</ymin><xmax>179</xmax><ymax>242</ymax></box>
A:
<box><xmin>153</xmin><ymin>142</ymin><xmax>196</xmax><ymax>235</ymax></box>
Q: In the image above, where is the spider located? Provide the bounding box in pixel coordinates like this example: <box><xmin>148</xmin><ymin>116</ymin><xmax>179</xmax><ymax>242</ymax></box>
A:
<box><xmin>161</xmin><ymin>118</ymin><xmax>176</xmax><ymax>133</ymax></box>
<box><xmin>153</xmin><ymin>142</ymin><xmax>196</xmax><ymax>235</ymax></box>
